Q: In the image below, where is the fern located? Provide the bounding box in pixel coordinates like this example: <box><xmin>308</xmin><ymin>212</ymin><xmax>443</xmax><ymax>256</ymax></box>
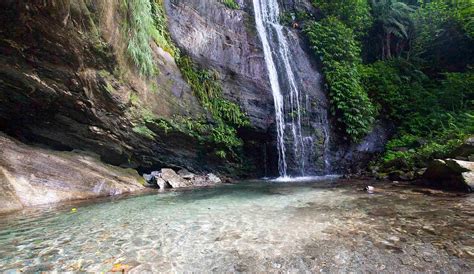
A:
<box><xmin>122</xmin><ymin>0</ymin><xmax>177</xmax><ymax>76</ymax></box>
<box><xmin>305</xmin><ymin>17</ymin><xmax>375</xmax><ymax>141</ymax></box>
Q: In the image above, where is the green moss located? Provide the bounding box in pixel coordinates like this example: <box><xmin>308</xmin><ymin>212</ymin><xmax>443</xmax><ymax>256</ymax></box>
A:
<box><xmin>221</xmin><ymin>0</ymin><xmax>239</xmax><ymax>10</ymax></box>
<box><xmin>150</xmin><ymin>82</ymin><xmax>159</xmax><ymax>94</ymax></box>
<box><xmin>104</xmin><ymin>81</ymin><xmax>116</xmax><ymax>93</ymax></box>
<box><xmin>132</xmin><ymin>125</ymin><xmax>156</xmax><ymax>140</ymax></box>
<box><xmin>173</xmin><ymin>56</ymin><xmax>250</xmax><ymax>159</ymax></box>
<box><xmin>129</xmin><ymin>92</ymin><xmax>140</xmax><ymax>106</ymax></box>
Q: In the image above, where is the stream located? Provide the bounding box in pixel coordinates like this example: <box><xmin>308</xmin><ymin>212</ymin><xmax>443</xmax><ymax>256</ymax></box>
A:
<box><xmin>0</xmin><ymin>179</ymin><xmax>473</xmax><ymax>272</ymax></box>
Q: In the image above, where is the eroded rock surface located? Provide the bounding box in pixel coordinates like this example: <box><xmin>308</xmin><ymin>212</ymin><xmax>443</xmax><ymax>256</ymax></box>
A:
<box><xmin>423</xmin><ymin>159</ymin><xmax>474</xmax><ymax>192</ymax></box>
<box><xmin>143</xmin><ymin>168</ymin><xmax>224</xmax><ymax>189</ymax></box>
<box><xmin>160</xmin><ymin>168</ymin><xmax>192</xmax><ymax>188</ymax></box>
<box><xmin>0</xmin><ymin>134</ymin><xmax>144</xmax><ymax>214</ymax></box>
<box><xmin>0</xmin><ymin>0</ymin><xmax>248</xmax><ymax>176</ymax></box>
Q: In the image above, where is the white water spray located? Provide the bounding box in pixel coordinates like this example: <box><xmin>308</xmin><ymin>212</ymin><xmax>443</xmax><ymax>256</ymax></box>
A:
<box><xmin>252</xmin><ymin>0</ymin><xmax>308</xmax><ymax>177</ymax></box>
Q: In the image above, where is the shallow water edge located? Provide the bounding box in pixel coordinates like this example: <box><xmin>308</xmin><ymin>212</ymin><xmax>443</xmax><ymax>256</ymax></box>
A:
<box><xmin>0</xmin><ymin>179</ymin><xmax>472</xmax><ymax>272</ymax></box>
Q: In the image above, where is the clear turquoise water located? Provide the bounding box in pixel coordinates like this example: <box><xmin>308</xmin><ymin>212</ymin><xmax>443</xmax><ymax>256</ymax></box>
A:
<box><xmin>0</xmin><ymin>179</ymin><xmax>473</xmax><ymax>272</ymax></box>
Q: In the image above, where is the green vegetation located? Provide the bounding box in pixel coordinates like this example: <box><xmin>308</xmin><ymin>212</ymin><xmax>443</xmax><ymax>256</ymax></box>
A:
<box><xmin>305</xmin><ymin>17</ymin><xmax>375</xmax><ymax>141</ymax></box>
<box><xmin>302</xmin><ymin>0</ymin><xmax>473</xmax><ymax>172</ymax></box>
<box><xmin>175</xmin><ymin>56</ymin><xmax>249</xmax><ymax>159</ymax></box>
<box><xmin>311</xmin><ymin>0</ymin><xmax>372</xmax><ymax>38</ymax></box>
<box><xmin>221</xmin><ymin>0</ymin><xmax>240</xmax><ymax>10</ymax></box>
<box><xmin>121</xmin><ymin>0</ymin><xmax>177</xmax><ymax>76</ymax></box>
<box><xmin>120</xmin><ymin>0</ymin><xmax>249</xmax><ymax>160</ymax></box>
<box><xmin>176</xmin><ymin>56</ymin><xmax>249</xmax><ymax>128</ymax></box>
<box><xmin>360</xmin><ymin>60</ymin><xmax>473</xmax><ymax>170</ymax></box>
<box><xmin>370</xmin><ymin>0</ymin><xmax>414</xmax><ymax>59</ymax></box>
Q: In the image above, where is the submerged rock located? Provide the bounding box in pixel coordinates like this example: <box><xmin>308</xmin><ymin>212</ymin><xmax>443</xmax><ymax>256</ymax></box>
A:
<box><xmin>365</xmin><ymin>186</ymin><xmax>375</xmax><ymax>194</ymax></box>
<box><xmin>0</xmin><ymin>134</ymin><xmax>144</xmax><ymax>214</ymax></box>
<box><xmin>423</xmin><ymin>159</ymin><xmax>474</xmax><ymax>192</ymax></box>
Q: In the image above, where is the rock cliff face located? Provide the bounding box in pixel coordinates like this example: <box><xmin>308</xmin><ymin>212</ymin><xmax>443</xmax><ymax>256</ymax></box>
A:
<box><xmin>0</xmin><ymin>0</ymin><xmax>390</xmax><ymax>212</ymax></box>
<box><xmin>166</xmin><ymin>0</ymin><xmax>273</xmax><ymax>131</ymax></box>
<box><xmin>166</xmin><ymin>0</ymin><xmax>334</xmax><ymax>174</ymax></box>
<box><xmin>0</xmin><ymin>0</ymin><xmax>246</xmax><ymax>175</ymax></box>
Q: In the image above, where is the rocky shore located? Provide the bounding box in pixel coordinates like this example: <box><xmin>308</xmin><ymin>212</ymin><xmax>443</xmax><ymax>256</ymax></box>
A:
<box><xmin>363</xmin><ymin>136</ymin><xmax>474</xmax><ymax>193</ymax></box>
<box><xmin>0</xmin><ymin>134</ymin><xmax>225</xmax><ymax>214</ymax></box>
<box><xmin>142</xmin><ymin>168</ymin><xmax>224</xmax><ymax>190</ymax></box>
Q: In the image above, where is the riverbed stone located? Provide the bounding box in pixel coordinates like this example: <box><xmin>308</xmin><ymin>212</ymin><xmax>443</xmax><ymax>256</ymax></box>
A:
<box><xmin>160</xmin><ymin>168</ymin><xmax>191</xmax><ymax>188</ymax></box>
<box><xmin>423</xmin><ymin>159</ymin><xmax>474</xmax><ymax>192</ymax></box>
<box><xmin>156</xmin><ymin>177</ymin><xmax>170</xmax><ymax>190</ymax></box>
<box><xmin>143</xmin><ymin>174</ymin><xmax>158</xmax><ymax>187</ymax></box>
<box><xmin>207</xmin><ymin>173</ymin><xmax>222</xmax><ymax>184</ymax></box>
<box><xmin>178</xmin><ymin>168</ymin><xmax>195</xmax><ymax>180</ymax></box>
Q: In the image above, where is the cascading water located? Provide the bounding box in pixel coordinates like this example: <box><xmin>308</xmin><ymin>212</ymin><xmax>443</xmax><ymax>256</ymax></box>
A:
<box><xmin>253</xmin><ymin>0</ymin><xmax>330</xmax><ymax>178</ymax></box>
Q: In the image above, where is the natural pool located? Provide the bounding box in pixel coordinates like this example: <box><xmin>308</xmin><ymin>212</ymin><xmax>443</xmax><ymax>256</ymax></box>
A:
<box><xmin>0</xmin><ymin>179</ymin><xmax>473</xmax><ymax>272</ymax></box>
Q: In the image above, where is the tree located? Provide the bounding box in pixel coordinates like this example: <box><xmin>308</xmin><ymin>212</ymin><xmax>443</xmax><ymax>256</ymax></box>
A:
<box><xmin>311</xmin><ymin>0</ymin><xmax>372</xmax><ymax>39</ymax></box>
<box><xmin>370</xmin><ymin>0</ymin><xmax>414</xmax><ymax>59</ymax></box>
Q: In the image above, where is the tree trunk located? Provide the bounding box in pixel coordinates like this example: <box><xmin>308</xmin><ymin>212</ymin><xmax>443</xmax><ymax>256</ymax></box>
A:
<box><xmin>386</xmin><ymin>33</ymin><xmax>392</xmax><ymax>59</ymax></box>
<box><xmin>381</xmin><ymin>34</ymin><xmax>386</xmax><ymax>60</ymax></box>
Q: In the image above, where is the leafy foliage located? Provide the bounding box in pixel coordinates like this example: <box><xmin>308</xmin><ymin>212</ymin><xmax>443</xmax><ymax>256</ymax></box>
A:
<box><xmin>175</xmin><ymin>56</ymin><xmax>249</xmax><ymax>158</ymax></box>
<box><xmin>311</xmin><ymin>0</ymin><xmax>372</xmax><ymax>38</ymax></box>
<box><xmin>360</xmin><ymin>58</ymin><xmax>474</xmax><ymax>170</ymax></box>
<box><xmin>221</xmin><ymin>0</ymin><xmax>239</xmax><ymax>10</ymax></box>
<box><xmin>369</xmin><ymin>0</ymin><xmax>414</xmax><ymax>59</ymax></box>
<box><xmin>121</xmin><ymin>0</ymin><xmax>177</xmax><ymax>76</ymax></box>
<box><xmin>305</xmin><ymin>17</ymin><xmax>375</xmax><ymax>141</ymax></box>
<box><xmin>176</xmin><ymin>56</ymin><xmax>249</xmax><ymax>128</ymax></box>
<box><xmin>382</xmin><ymin>112</ymin><xmax>473</xmax><ymax>169</ymax></box>
<box><xmin>122</xmin><ymin>0</ymin><xmax>157</xmax><ymax>76</ymax></box>
<box><xmin>307</xmin><ymin>0</ymin><xmax>473</xmax><ymax>170</ymax></box>
<box><xmin>149</xmin><ymin>0</ymin><xmax>179</xmax><ymax>56</ymax></box>
<box><xmin>409</xmin><ymin>0</ymin><xmax>474</xmax><ymax>71</ymax></box>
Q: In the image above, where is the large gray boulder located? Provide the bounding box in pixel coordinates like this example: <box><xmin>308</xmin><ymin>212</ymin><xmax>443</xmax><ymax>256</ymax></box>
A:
<box><xmin>178</xmin><ymin>168</ymin><xmax>195</xmax><ymax>180</ymax></box>
<box><xmin>0</xmin><ymin>134</ymin><xmax>145</xmax><ymax>214</ymax></box>
<box><xmin>207</xmin><ymin>173</ymin><xmax>222</xmax><ymax>184</ymax></box>
<box><xmin>156</xmin><ymin>177</ymin><xmax>170</xmax><ymax>190</ymax></box>
<box><xmin>191</xmin><ymin>174</ymin><xmax>223</xmax><ymax>187</ymax></box>
<box><xmin>423</xmin><ymin>159</ymin><xmax>474</xmax><ymax>192</ymax></box>
<box><xmin>160</xmin><ymin>168</ymin><xmax>191</xmax><ymax>188</ymax></box>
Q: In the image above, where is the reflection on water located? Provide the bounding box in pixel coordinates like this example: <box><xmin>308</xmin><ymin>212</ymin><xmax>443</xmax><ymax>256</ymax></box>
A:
<box><xmin>0</xmin><ymin>179</ymin><xmax>472</xmax><ymax>272</ymax></box>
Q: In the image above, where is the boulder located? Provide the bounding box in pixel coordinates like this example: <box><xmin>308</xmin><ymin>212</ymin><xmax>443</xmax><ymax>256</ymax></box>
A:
<box><xmin>207</xmin><ymin>173</ymin><xmax>222</xmax><ymax>184</ymax></box>
<box><xmin>190</xmin><ymin>174</ymin><xmax>223</xmax><ymax>187</ymax></box>
<box><xmin>364</xmin><ymin>186</ymin><xmax>375</xmax><ymax>194</ymax></box>
<box><xmin>451</xmin><ymin>136</ymin><xmax>474</xmax><ymax>158</ymax></box>
<box><xmin>191</xmin><ymin>175</ymin><xmax>211</xmax><ymax>187</ymax></box>
<box><xmin>0</xmin><ymin>134</ymin><xmax>144</xmax><ymax>214</ymax></box>
<box><xmin>423</xmin><ymin>159</ymin><xmax>474</xmax><ymax>192</ymax></box>
<box><xmin>160</xmin><ymin>168</ymin><xmax>191</xmax><ymax>188</ymax></box>
<box><xmin>143</xmin><ymin>174</ymin><xmax>157</xmax><ymax>187</ymax></box>
<box><xmin>178</xmin><ymin>168</ymin><xmax>195</xmax><ymax>180</ymax></box>
<box><xmin>156</xmin><ymin>177</ymin><xmax>170</xmax><ymax>190</ymax></box>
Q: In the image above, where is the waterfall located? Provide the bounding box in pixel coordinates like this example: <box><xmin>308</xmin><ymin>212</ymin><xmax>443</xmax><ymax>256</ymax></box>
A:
<box><xmin>253</xmin><ymin>0</ymin><xmax>319</xmax><ymax>178</ymax></box>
